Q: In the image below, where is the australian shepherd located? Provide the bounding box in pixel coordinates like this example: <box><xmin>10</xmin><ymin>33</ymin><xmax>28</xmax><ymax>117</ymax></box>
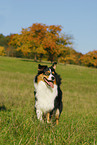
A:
<box><xmin>34</xmin><ymin>62</ymin><xmax>63</xmax><ymax>125</ymax></box>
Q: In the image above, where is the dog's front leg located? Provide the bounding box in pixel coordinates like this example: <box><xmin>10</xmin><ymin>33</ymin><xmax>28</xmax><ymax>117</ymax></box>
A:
<box><xmin>36</xmin><ymin>109</ymin><xmax>43</xmax><ymax>122</ymax></box>
<box><xmin>47</xmin><ymin>112</ymin><xmax>50</xmax><ymax>123</ymax></box>
<box><xmin>55</xmin><ymin>109</ymin><xmax>60</xmax><ymax>125</ymax></box>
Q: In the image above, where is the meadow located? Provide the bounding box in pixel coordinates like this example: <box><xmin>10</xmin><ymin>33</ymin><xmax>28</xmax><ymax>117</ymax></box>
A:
<box><xmin>0</xmin><ymin>56</ymin><xmax>97</xmax><ymax>145</ymax></box>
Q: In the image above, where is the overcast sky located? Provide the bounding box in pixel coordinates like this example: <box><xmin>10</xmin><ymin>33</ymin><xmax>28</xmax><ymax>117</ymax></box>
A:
<box><xmin>0</xmin><ymin>0</ymin><xmax>97</xmax><ymax>54</ymax></box>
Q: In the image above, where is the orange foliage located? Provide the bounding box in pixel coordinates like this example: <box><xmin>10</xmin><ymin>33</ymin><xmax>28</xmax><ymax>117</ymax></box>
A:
<box><xmin>3</xmin><ymin>24</ymin><xmax>97</xmax><ymax>67</ymax></box>
<box><xmin>59</xmin><ymin>49</ymin><xmax>82</xmax><ymax>64</ymax></box>
<box><xmin>0</xmin><ymin>46</ymin><xmax>5</xmax><ymax>56</ymax></box>
<box><xmin>9</xmin><ymin>23</ymin><xmax>64</xmax><ymax>61</ymax></box>
<box><xmin>8</xmin><ymin>23</ymin><xmax>76</xmax><ymax>63</ymax></box>
<box><xmin>80</xmin><ymin>50</ymin><xmax>97</xmax><ymax>68</ymax></box>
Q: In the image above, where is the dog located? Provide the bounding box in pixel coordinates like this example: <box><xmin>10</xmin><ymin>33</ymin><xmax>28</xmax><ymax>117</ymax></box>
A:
<box><xmin>34</xmin><ymin>62</ymin><xmax>63</xmax><ymax>125</ymax></box>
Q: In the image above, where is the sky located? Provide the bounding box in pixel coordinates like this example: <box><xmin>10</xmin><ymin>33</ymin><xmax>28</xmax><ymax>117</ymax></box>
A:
<box><xmin>0</xmin><ymin>0</ymin><xmax>97</xmax><ymax>54</ymax></box>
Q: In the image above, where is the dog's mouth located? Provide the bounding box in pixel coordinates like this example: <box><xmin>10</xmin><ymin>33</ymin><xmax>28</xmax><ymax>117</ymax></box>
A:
<box><xmin>44</xmin><ymin>77</ymin><xmax>54</xmax><ymax>88</ymax></box>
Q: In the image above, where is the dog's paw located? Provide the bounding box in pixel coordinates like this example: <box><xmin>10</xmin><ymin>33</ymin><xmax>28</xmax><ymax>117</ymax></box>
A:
<box><xmin>47</xmin><ymin>120</ymin><xmax>51</xmax><ymax>124</ymax></box>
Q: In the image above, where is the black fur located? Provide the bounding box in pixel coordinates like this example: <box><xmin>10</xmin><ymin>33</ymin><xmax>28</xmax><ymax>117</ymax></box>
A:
<box><xmin>50</xmin><ymin>66</ymin><xmax>63</xmax><ymax>117</ymax></box>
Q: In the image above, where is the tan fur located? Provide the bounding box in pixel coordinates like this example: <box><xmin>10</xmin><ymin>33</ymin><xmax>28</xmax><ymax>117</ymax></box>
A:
<box><xmin>47</xmin><ymin>112</ymin><xmax>50</xmax><ymax>123</ymax></box>
<box><xmin>37</xmin><ymin>73</ymin><xmax>56</xmax><ymax>85</ymax></box>
<box><xmin>55</xmin><ymin>109</ymin><xmax>60</xmax><ymax>125</ymax></box>
<box><xmin>37</xmin><ymin>74</ymin><xmax>44</xmax><ymax>83</ymax></box>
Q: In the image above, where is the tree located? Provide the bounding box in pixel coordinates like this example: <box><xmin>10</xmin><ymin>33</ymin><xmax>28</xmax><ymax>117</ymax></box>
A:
<box><xmin>28</xmin><ymin>23</ymin><xmax>47</xmax><ymax>61</ymax></box>
<box><xmin>0</xmin><ymin>46</ymin><xmax>5</xmax><ymax>56</ymax></box>
<box><xmin>0</xmin><ymin>34</ymin><xmax>10</xmax><ymax>56</ymax></box>
<box><xmin>8</xmin><ymin>34</ymin><xmax>22</xmax><ymax>57</ymax></box>
<box><xmin>80</xmin><ymin>50</ymin><xmax>97</xmax><ymax>68</ymax></box>
<box><xmin>56</xmin><ymin>33</ymin><xmax>73</xmax><ymax>62</ymax></box>
<box><xmin>42</xmin><ymin>25</ymin><xmax>62</xmax><ymax>62</ymax></box>
<box><xmin>33</xmin><ymin>45</ymin><xmax>46</xmax><ymax>62</ymax></box>
<box><xmin>9</xmin><ymin>23</ymin><xmax>47</xmax><ymax>61</ymax></box>
<box><xmin>9</xmin><ymin>23</ymin><xmax>74</xmax><ymax>62</ymax></box>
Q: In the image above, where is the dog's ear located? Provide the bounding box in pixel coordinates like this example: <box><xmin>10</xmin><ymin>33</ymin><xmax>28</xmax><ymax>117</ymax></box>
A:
<box><xmin>38</xmin><ymin>64</ymin><xmax>47</xmax><ymax>72</ymax></box>
<box><xmin>52</xmin><ymin>62</ymin><xmax>57</xmax><ymax>70</ymax></box>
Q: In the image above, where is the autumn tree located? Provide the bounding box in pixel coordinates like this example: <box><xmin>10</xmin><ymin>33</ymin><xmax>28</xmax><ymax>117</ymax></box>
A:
<box><xmin>0</xmin><ymin>34</ymin><xmax>11</xmax><ymax>56</ymax></box>
<box><xmin>0</xmin><ymin>34</ymin><xmax>9</xmax><ymax>48</ymax></box>
<box><xmin>28</xmin><ymin>23</ymin><xmax>47</xmax><ymax>61</ymax></box>
<box><xmin>9</xmin><ymin>23</ymin><xmax>47</xmax><ymax>61</ymax></box>
<box><xmin>80</xmin><ymin>50</ymin><xmax>97</xmax><ymax>68</ymax></box>
<box><xmin>42</xmin><ymin>25</ymin><xmax>62</xmax><ymax>62</ymax></box>
<box><xmin>0</xmin><ymin>46</ymin><xmax>5</xmax><ymax>56</ymax></box>
<box><xmin>8</xmin><ymin>34</ymin><xmax>22</xmax><ymax>57</ymax></box>
<box><xmin>9</xmin><ymin>23</ymin><xmax>73</xmax><ymax>62</ymax></box>
<box><xmin>56</xmin><ymin>33</ymin><xmax>73</xmax><ymax>62</ymax></box>
<box><xmin>33</xmin><ymin>45</ymin><xmax>46</xmax><ymax>62</ymax></box>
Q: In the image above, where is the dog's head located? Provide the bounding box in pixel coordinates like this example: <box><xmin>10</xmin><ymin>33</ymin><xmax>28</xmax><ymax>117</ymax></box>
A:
<box><xmin>37</xmin><ymin>62</ymin><xmax>57</xmax><ymax>88</ymax></box>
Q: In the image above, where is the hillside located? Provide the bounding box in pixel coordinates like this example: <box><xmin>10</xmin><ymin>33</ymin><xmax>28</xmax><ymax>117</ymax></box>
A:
<box><xmin>0</xmin><ymin>56</ymin><xmax>97</xmax><ymax>144</ymax></box>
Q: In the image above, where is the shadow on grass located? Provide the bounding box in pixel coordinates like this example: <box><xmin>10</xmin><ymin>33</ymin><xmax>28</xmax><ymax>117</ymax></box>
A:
<box><xmin>0</xmin><ymin>105</ymin><xmax>11</xmax><ymax>112</ymax></box>
<box><xmin>21</xmin><ymin>59</ymin><xmax>52</xmax><ymax>65</ymax></box>
<box><xmin>0</xmin><ymin>105</ymin><xmax>7</xmax><ymax>111</ymax></box>
<box><xmin>21</xmin><ymin>59</ymin><xmax>35</xmax><ymax>63</ymax></box>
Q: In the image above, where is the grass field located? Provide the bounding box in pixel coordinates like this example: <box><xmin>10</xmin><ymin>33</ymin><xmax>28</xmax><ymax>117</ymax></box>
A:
<box><xmin>0</xmin><ymin>56</ymin><xmax>97</xmax><ymax>145</ymax></box>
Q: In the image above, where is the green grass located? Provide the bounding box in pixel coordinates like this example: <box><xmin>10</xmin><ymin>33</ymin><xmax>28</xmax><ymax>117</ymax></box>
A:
<box><xmin>0</xmin><ymin>56</ymin><xmax>97</xmax><ymax>145</ymax></box>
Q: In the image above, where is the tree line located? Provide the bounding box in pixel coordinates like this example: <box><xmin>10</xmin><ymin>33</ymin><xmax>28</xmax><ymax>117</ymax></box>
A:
<box><xmin>0</xmin><ymin>23</ymin><xmax>97</xmax><ymax>68</ymax></box>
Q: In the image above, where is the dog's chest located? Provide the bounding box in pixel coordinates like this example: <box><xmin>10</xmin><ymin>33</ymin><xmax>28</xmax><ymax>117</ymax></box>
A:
<box><xmin>35</xmin><ymin>81</ymin><xmax>58</xmax><ymax>112</ymax></box>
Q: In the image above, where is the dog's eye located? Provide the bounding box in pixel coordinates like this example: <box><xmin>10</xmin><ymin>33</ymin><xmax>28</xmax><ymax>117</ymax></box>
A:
<box><xmin>45</xmin><ymin>72</ymin><xmax>50</xmax><ymax>76</ymax></box>
<box><xmin>52</xmin><ymin>72</ymin><xmax>55</xmax><ymax>75</ymax></box>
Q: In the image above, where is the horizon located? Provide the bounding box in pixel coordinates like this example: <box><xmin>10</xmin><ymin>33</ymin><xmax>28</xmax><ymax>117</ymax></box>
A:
<box><xmin>0</xmin><ymin>0</ymin><xmax>97</xmax><ymax>54</ymax></box>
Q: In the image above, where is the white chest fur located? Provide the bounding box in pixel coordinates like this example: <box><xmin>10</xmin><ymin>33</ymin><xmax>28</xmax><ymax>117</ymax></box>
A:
<box><xmin>34</xmin><ymin>81</ymin><xmax>58</xmax><ymax>113</ymax></box>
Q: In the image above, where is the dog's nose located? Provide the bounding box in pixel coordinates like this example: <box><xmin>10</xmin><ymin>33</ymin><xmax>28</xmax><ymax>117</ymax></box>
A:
<box><xmin>51</xmin><ymin>76</ymin><xmax>55</xmax><ymax>81</ymax></box>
